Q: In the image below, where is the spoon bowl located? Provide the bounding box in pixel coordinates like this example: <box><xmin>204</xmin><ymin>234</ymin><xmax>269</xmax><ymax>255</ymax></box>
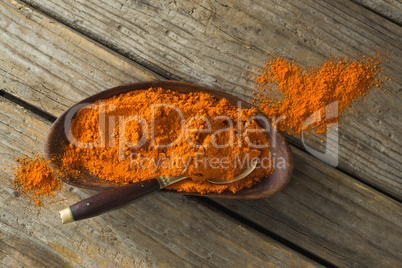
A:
<box><xmin>45</xmin><ymin>81</ymin><xmax>293</xmax><ymax>199</ymax></box>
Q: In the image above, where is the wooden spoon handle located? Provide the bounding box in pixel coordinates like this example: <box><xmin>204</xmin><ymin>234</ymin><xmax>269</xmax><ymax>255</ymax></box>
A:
<box><xmin>59</xmin><ymin>178</ymin><xmax>161</xmax><ymax>223</ymax></box>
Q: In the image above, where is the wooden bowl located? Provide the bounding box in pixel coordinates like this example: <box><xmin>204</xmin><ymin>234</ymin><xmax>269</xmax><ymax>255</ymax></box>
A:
<box><xmin>44</xmin><ymin>81</ymin><xmax>293</xmax><ymax>199</ymax></box>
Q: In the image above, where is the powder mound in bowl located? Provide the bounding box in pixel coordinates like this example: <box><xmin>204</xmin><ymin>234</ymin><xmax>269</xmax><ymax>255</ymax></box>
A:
<box><xmin>13</xmin><ymin>154</ymin><xmax>61</xmax><ymax>206</ymax></box>
<box><xmin>59</xmin><ymin>87</ymin><xmax>274</xmax><ymax>194</ymax></box>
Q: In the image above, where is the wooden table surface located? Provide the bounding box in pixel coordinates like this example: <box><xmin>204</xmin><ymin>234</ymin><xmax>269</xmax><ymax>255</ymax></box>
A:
<box><xmin>1</xmin><ymin>0</ymin><xmax>401</xmax><ymax>267</ymax></box>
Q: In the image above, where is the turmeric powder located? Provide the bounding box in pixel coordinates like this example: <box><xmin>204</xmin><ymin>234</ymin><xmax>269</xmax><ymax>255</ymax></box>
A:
<box><xmin>60</xmin><ymin>87</ymin><xmax>273</xmax><ymax>194</ymax></box>
<box><xmin>13</xmin><ymin>154</ymin><xmax>61</xmax><ymax>206</ymax></box>
<box><xmin>13</xmin><ymin>55</ymin><xmax>381</xmax><ymax>203</ymax></box>
<box><xmin>253</xmin><ymin>56</ymin><xmax>381</xmax><ymax>135</ymax></box>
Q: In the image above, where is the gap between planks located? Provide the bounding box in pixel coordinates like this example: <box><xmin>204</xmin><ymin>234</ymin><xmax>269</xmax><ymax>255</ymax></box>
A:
<box><xmin>350</xmin><ymin>0</ymin><xmax>402</xmax><ymax>26</ymax></box>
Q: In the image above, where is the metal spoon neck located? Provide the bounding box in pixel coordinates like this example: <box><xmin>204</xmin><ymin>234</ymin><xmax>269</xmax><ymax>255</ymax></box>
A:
<box><xmin>156</xmin><ymin>176</ymin><xmax>188</xmax><ymax>188</ymax></box>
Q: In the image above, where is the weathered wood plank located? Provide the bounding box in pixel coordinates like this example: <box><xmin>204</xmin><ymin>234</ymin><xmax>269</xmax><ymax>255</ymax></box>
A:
<box><xmin>0</xmin><ymin>0</ymin><xmax>162</xmax><ymax>117</ymax></box>
<box><xmin>215</xmin><ymin>146</ymin><xmax>402</xmax><ymax>267</ymax></box>
<box><xmin>1</xmin><ymin>0</ymin><xmax>401</xmax><ymax>266</ymax></box>
<box><xmin>352</xmin><ymin>0</ymin><xmax>402</xmax><ymax>25</ymax></box>
<box><xmin>0</xmin><ymin>96</ymin><xmax>320</xmax><ymax>267</ymax></box>
<box><xmin>15</xmin><ymin>0</ymin><xmax>402</xmax><ymax>199</ymax></box>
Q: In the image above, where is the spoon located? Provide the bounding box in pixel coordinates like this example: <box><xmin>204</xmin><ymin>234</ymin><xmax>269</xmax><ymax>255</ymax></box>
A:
<box><xmin>44</xmin><ymin>81</ymin><xmax>293</xmax><ymax>217</ymax></box>
<box><xmin>59</xmin><ymin>159</ymin><xmax>259</xmax><ymax>223</ymax></box>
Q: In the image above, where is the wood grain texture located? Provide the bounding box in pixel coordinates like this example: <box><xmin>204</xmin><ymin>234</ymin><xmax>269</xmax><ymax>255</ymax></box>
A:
<box><xmin>17</xmin><ymin>0</ymin><xmax>402</xmax><ymax>199</ymax></box>
<box><xmin>0</xmin><ymin>0</ymin><xmax>162</xmax><ymax>117</ymax></box>
<box><xmin>352</xmin><ymin>0</ymin><xmax>402</xmax><ymax>25</ymax></box>
<box><xmin>0</xmin><ymin>0</ymin><xmax>401</xmax><ymax>266</ymax></box>
<box><xmin>215</xmin><ymin>146</ymin><xmax>402</xmax><ymax>267</ymax></box>
<box><xmin>0</xmin><ymin>96</ymin><xmax>320</xmax><ymax>267</ymax></box>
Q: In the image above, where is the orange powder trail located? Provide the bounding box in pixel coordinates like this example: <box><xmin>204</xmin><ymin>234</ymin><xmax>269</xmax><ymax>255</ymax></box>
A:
<box><xmin>13</xmin><ymin>154</ymin><xmax>61</xmax><ymax>206</ymax></box>
<box><xmin>253</xmin><ymin>56</ymin><xmax>381</xmax><ymax>135</ymax></box>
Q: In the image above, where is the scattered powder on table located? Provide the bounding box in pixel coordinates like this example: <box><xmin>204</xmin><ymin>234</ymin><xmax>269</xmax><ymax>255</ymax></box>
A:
<box><xmin>12</xmin><ymin>154</ymin><xmax>61</xmax><ymax>206</ymax></box>
<box><xmin>252</xmin><ymin>56</ymin><xmax>381</xmax><ymax>135</ymax></box>
<box><xmin>10</xmin><ymin>54</ymin><xmax>382</xmax><ymax>204</ymax></box>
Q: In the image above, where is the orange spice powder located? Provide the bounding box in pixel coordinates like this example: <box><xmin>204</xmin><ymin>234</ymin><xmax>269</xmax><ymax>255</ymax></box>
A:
<box><xmin>13</xmin><ymin>154</ymin><xmax>61</xmax><ymax>206</ymax></box>
<box><xmin>12</xmin><ymin>55</ymin><xmax>381</xmax><ymax>204</ymax></box>
<box><xmin>253</xmin><ymin>56</ymin><xmax>381</xmax><ymax>135</ymax></box>
<box><xmin>60</xmin><ymin>87</ymin><xmax>273</xmax><ymax>194</ymax></box>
